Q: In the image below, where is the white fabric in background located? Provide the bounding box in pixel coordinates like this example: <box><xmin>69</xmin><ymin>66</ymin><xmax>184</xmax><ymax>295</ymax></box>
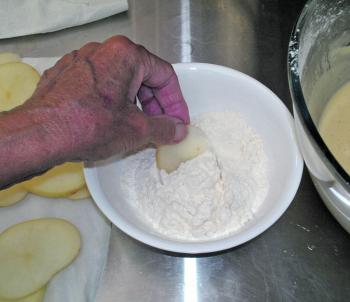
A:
<box><xmin>0</xmin><ymin>0</ymin><xmax>128</xmax><ymax>39</ymax></box>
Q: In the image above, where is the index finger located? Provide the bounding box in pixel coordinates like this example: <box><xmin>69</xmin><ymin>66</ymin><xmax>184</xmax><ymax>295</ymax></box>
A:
<box><xmin>138</xmin><ymin>46</ymin><xmax>190</xmax><ymax>124</ymax></box>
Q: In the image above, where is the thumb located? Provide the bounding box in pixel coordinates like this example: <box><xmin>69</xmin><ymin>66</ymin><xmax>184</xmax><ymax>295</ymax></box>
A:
<box><xmin>147</xmin><ymin>115</ymin><xmax>187</xmax><ymax>146</ymax></box>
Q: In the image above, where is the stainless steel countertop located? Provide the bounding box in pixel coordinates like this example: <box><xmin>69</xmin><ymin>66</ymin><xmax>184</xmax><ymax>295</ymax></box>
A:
<box><xmin>1</xmin><ymin>1</ymin><xmax>349</xmax><ymax>301</ymax></box>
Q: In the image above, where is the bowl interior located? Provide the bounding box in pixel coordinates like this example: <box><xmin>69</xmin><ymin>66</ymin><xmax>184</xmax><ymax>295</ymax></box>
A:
<box><xmin>84</xmin><ymin>63</ymin><xmax>303</xmax><ymax>253</ymax></box>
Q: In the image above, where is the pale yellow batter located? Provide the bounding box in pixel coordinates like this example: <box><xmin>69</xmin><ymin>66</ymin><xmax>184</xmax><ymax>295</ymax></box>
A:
<box><xmin>319</xmin><ymin>81</ymin><xmax>350</xmax><ymax>174</ymax></box>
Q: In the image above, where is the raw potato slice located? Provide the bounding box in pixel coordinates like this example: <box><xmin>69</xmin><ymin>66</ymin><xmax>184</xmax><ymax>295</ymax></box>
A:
<box><xmin>0</xmin><ymin>62</ymin><xmax>40</xmax><ymax>111</ymax></box>
<box><xmin>0</xmin><ymin>286</ymin><xmax>46</xmax><ymax>302</ymax></box>
<box><xmin>156</xmin><ymin>125</ymin><xmax>209</xmax><ymax>173</ymax></box>
<box><xmin>23</xmin><ymin>162</ymin><xmax>86</xmax><ymax>198</ymax></box>
<box><xmin>68</xmin><ymin>185</ymin><xmax>91</xmax><ymax>200</ymax></box>
<box><xmin>0</xmin><ymin>52</ymin><xmax>21</xmax><ymax>65</ymax></box>
<box><xmin>0</xmin><ymin>184</ymin><xmax>27</xmax><ymax>207</ymax></box>
<box><xmin>0</xmin><ymin>218</ymin><xmax>81</xmax><ymax>300</ymax></box>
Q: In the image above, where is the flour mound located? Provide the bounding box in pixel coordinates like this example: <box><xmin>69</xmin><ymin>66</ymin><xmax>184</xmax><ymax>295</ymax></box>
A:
<box><xmin>120</xmin><ymin>112</ymin><xmax>269</xmax><ymax>241</ymax></box>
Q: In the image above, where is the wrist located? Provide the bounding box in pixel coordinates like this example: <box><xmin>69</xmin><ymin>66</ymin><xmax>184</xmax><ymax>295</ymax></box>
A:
<box><xmin>0</xmin><ymin>104</ymin><xmax>73</xmax><ymax>186</ymax></box>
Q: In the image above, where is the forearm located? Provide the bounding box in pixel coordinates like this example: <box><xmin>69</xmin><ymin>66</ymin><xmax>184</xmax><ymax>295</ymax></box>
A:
<box><xmin>0</xmin><ymin>105</ymin><xmax>71</xmax><ymax>188</ymax></box>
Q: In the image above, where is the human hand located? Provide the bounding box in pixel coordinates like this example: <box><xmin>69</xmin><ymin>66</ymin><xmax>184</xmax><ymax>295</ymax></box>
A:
<box><xmin>26</xmin><ymin>35</ymin><xmax>190</xmax><ymax>161</ymax></box>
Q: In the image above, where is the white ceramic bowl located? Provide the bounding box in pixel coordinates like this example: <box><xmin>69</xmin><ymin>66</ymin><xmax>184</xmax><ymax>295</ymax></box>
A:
<box><xmin>84</xmin><ymin>63</ymin><xmax>303</xmax><ymax>254</ymax></box>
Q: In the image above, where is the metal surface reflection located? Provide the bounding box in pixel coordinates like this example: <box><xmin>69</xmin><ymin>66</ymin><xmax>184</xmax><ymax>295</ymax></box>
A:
<box><xmin>180</xmin><ymin>0</ymin><xmax>192</xmax><ymax>62</ymax></box>
<box><xmin>183</xmin><ymin>258</ymin><xmax>198</xmax><ymax>302</ymax></box>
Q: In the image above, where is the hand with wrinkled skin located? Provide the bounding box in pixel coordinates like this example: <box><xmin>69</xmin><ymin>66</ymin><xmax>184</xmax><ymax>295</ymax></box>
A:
<box><xmin>0</xmin><ymin>36</ymin><xmax>190</xmax><ymax>188</ymax></box>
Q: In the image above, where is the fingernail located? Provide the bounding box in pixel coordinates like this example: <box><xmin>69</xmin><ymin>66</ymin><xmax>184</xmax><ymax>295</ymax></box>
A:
<box><xmin>174</xmin><ymin>122</ymin><xmax>187</xmax><ymax>143</ymax></box>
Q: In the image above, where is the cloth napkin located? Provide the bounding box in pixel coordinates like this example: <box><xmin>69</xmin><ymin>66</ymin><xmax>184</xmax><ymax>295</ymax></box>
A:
<box><xmin>0</xmin><ymin>197</ymin><xmax>111</xmax><ymax>302</ymax></box>
<box><xmin>0</xmin><ymin>0</ymin><xmax>128</xmax><ymax>39</ymax></box>
<box><xmin>0</xmin><ymin>58</ymin><xmax>112</xmax><ymax>302</ymax></box>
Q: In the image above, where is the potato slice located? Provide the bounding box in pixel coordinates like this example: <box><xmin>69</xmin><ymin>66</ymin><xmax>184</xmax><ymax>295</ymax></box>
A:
<box><xmin>0</xmin><ymin>52</ymin><xmax>21</xmax><ymax>65</ymax></box>
<box><xmin>0</xmin><ymin>286</ymin><xmax>46</xmax><ymax>302</ymax></box>
<box><xmin>23</xmin><ymin>162</ymin><xmax>86</xmax><ymax>198</ymax></box>
<box><xmin>0</xmin><ymin>62</ymin><xmax>40</xmax><ymax>111</ymax></box>
<box><xmin>156</xmin><ymin>125</ymin><xmax>209</xmax><ymax>173</ymax></box>
<box><xmin>68</xmin><ymin>185</ymin><xmax>91</xmax><ymax>200</ymax></box>
<box><xmin>0</xmin><ymin>184</ymin><xmax>27</xmax><ymax>207</ymax></box>
<box><xmin>0</xmin><ymin>218</ymin><xmax>80</xmax><ymax>300</ymax></box>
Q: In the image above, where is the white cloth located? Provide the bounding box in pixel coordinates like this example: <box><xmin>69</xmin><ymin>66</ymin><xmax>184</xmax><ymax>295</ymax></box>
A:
<box><xmin>0</xmin><ymin>54</ymin><xmax>113</xmax><ymax>302</ymax></box>
<box><xmin>0</xmin><ymin>0</ymin><xmax>128</xmax><ymax>39</ymax></box>
<box><xmin>0</xmin><ymin>197</ymin><xmax>111</xmax><ymax>302</ymax></box>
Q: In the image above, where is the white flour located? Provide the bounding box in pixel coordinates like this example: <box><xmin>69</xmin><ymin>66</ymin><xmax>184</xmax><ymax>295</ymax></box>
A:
<box><xmin>120</xmin><ymin>112</ymin><xmax>269</xmax><ymax>241</ymax></box>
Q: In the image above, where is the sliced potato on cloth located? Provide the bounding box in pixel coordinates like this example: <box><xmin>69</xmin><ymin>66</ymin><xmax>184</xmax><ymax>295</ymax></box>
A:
<box><xmin>0</xmin><ymin>62</ymin><xmax>40</xmax><ymax>111</ymax></box>
<box><xmin>0</xmin><ymin>52</ymin><xmax>21</xmax><ymax>65</ymax></box>
<box><xmin>0</xmin><ymin>58</ymin><xmax>87</xmax><ymax>200</ymax></box>
<box><xmin>0</xmin><ymin>286</ymin><xmax>46</xmax><ymax>302</ymax></box>
<box><xmin>0</xmin><ymin>218</ymin><xmax>81</xmax><ymax>300</ymax></box>
<box><xmin>0</xmin><ymin>184</ymin><xmax>27</xmax><ymax>207</ymax></box>
<box><xmin>23</xmin><ymin>162</ymin><xmax>86</xmax><ymax>198</ymax></box>
<box><xmin>68</xmin><ymin>185</ymin><xmax>91</xmax><ymax>200</ymax></box>
<box><xmin>0</xmin><ymin>58</ymin><xmax>35</xmax><ymax>206</ymax></box>
<box><xmin>156</xmin><ymin>125</ymin><xmax>210</xmax><ymax>173</ymax></box>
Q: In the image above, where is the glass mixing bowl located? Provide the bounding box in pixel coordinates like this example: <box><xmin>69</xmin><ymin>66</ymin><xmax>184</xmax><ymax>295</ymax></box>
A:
<box><xmin>288</xmin><ymin>0</ymin><xmax>350</xmax><ymax>232</ymax></box>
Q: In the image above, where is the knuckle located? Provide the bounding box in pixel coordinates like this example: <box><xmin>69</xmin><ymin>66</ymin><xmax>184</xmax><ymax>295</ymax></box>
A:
<box><xmin>105</xmin><ymin>35</ymin><xmax>136</xmax><ymax>52</ymax></box>
<box><xmin>135</xmin><ymin>44</ymin><xmax>147</xmax><ymax>54</ymax></box>
<box><xmin>84</xmin><ymin>41</ymin><xmax>100</xmax><ymax>48</ymax></box>
<box><xmin>135</xmin><ymin>44</ymin><xmax>152</xmax><ymax>65</ymax></box>
<box><xmin>102</xmin><ymin>36</ymin><xmax>141</xmax><ymax>64</ymax></box>
<box><xmin>80</xmin><ymin>42</ymin><xmax>100</xmax><ymax>54</ymax></box>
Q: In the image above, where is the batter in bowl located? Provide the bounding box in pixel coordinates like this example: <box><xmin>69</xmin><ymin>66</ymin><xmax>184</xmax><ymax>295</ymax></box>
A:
<box><xmin>319</xmin><ymin>81</ymin><xmax>350</xmax><ymax>174</ymax></box>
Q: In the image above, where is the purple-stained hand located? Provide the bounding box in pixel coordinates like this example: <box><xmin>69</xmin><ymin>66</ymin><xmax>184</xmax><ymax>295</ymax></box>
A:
<box><xmin>0</xmin><ymin>36</ymin><xmax>190</xmax><ymax>187</ymax></box>
<box><xmin>31</xmin><ymin>35</ymin><xmax>190</xmax><ymax>160</ymax></box>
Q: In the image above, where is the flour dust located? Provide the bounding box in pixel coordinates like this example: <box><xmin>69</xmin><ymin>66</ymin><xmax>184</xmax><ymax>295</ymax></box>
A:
<box><xmin>119</xmin><ymin>112</ymin><xmax>269</xmax><ymax>241</ymax></box>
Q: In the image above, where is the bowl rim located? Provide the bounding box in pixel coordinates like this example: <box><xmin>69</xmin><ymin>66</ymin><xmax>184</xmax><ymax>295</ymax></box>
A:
<box><xmin>287</xmin><ymin>0</ymin><xmax>350</xmax><ymax>189</ymax></box>
<box><xmin>84</xmin><ymin>63</ymin><xmax>303</xmax><ymax>254</ymax></box>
